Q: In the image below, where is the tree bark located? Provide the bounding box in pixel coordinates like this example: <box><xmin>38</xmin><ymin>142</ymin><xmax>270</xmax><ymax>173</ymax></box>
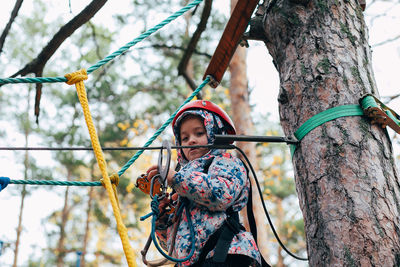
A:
<box><xmin>262</xmin><ymin>0</ymin><xmax>400</xmax><ymax>266</ymax></box>
<box><xmin>229</xmin><ymin>0</ymin><xmax>270</xmax><ymax>260</ymax></box>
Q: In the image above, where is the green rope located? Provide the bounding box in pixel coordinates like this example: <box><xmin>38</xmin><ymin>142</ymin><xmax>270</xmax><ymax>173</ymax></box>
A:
<box><xmin>87</xmin><ymin>0</ymin><xmax>203</xmax><ymax>75</ymax></box>
<box><xmin>290</xmin><ymin>105</ymin><xmax>364</xmax><ymax>156</ymax></box>
<box><xmin>118</xmin><ymin>76</ymin><xmax>210</xmax><ymax>177</ymax></box>
<box><xmin>0</xmin><ymin>0</ymin><xmax>203</xmax><ymax>84</ymax></box>
<box><xmin>0</xmin><ymin>76</ymin><xmax>67</xmax><ymax>84</ymax></box>
<box><xmin>10</xmin><ymin>179</ymin><xmax>102</xmax><ymax>186</ymax></box>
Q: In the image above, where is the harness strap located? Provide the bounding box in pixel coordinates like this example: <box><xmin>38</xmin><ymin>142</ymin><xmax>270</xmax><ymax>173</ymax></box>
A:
<box><xmin>213</xmin><ymin>211</ymin><xmax>244</xmax><ymax>262</ymax></box>
<box><xmin>195</xmin><ymin>208</ymin><xmax>244</xmax><ymax>265</ymax></box>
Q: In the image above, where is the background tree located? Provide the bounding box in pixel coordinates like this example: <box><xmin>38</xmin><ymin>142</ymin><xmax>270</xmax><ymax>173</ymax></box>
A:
<box><xmin>228</xmin><ymin>0</ymin><xmax>271</xmax><ymax>259</ymax></box>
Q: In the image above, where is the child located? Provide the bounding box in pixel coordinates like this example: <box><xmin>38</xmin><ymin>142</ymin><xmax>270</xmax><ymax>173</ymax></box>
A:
<box><xmin>146</xmin><ymin>100</ymin><xmax>261</xmax><ymax>267</ymax></box>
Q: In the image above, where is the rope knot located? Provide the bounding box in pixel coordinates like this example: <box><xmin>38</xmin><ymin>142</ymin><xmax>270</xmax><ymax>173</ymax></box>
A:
<box><xmin>150</xmin><ymin>196</ymin><xmax>160</xmax><ymax>218</ymax></box>
<box><xmin>64</xmin><ymin>69</ymin><xmax>88</xmax><ymax>85</ymax></box>
<box><xmin>0</xmin><ymin>177</ymin><xmax>11</xmax><ymax>192</ymax></box>
<box><xmin>101</xmin><ymin>173</ymin><xmax>120</xmax><ymax>187</ymax></box>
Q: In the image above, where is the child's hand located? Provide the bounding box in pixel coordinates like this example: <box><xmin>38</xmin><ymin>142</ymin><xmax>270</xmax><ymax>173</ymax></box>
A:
<box><xmin>146</xmin><ymin>165</ymin><xmax>176</xmax><ymax>187</ymax></box>
<box><xmin>158</xmin><ymin>192</ymin><xmax>178</xmax><ymax>214</ymax></box>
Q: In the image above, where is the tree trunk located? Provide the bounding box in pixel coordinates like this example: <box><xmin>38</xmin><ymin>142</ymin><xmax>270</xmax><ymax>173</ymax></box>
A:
<box><xmin>276</xmin><ymin>197</ymin><xmax>285</xmax><ymax>267</ymax></box>
<box><xmin>12</xmin><ymin>185</ymin><xmax>26</xmax><ymax>267</ymax></box>
<box><xmin>80</xmin><ymin>166</ymin><xmax>96</xmax><ymax>267</ymax></box>
<box><xmin>229</xmin><ymin>0</ymin><xmax>270</xmax><ymax>260</ymax></box>
<box><xmin>13</xmin><ymin>87</ymin><xmax>31</xmax><ymax>267</ymax></box>
<box><xmin>56</xmin><ymin>170</ymin><xmax>71</xmax><ymax>267</ymax></box>
<box><xmin>262</xmin><ymin>1</ymin><xmax>400</xmax><ymax>265</ymax></box>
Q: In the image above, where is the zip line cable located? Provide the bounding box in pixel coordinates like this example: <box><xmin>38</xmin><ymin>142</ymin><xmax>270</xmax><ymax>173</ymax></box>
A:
<box><xmin>1</xmin><ymin>144</ymin><xmax>234</xmax><ymax>187</ymax></box>
<box><xmin>0</xmin><ymin>144</ymin><xmax>234</xmax><ymax>151</ymax></box>
<box><xmin>0</xmin><ymin>135</ymin><xmax>294</xmax><ymax>151</ymax></box>
<box><xmin>0</xmin><ymin>146</ymin><xmax>163</xmax><ymax>151</ymax></box>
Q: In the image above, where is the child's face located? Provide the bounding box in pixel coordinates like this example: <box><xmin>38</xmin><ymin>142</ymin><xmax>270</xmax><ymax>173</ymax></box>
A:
<box><xmin>179</xmin><ymin>116</ymin><xmax>209</xmax><ymax>161</ymax></box>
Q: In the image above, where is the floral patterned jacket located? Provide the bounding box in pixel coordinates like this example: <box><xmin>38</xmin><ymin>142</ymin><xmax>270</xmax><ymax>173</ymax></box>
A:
<box><xmin>155</xmin><ymin>109</ymin><xmax>261</xmax><ymax>266</ymax></box>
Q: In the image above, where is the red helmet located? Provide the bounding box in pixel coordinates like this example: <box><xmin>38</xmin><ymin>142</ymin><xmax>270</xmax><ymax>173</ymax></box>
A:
<box><xmin>172</xmin><ymin>100</ymin><xmax>236</xmax><ymax>135</ymax></box>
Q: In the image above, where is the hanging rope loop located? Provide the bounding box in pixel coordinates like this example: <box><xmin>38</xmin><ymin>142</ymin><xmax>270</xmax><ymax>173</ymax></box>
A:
<box><xmin>64</xmin><ymin>69</ymin><xmax>88</xmax><ymax>85</ymax></box>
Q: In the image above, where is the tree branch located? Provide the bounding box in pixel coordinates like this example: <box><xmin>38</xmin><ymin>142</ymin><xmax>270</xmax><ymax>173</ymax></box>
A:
<box><xmin>150</xmin><ymin>44</ymin><xmax>212</xmax><ymax>58</ymax></box>
<box><xmin>11</xmin><ymin>0</ymin><xmax>108</xmax><ymax>78</ymax></box>
<box><xmin>0</xmin><ymin>0</ymin><xmax>24</xmax><ymax>54</ymax></box>
<box><xmin>177</xmin><ymin>0</ymin><xmax>212</xmax><ymax>93</ymax></box>
<box><xmin>8</xmin><ymin>0</ymin><xmax>108</xmax><ymax>122</ymax></box>
<box><xmin>372</xmin><ymin>34</ymin><xmax>400</xmax><ymax>48</ymax></box>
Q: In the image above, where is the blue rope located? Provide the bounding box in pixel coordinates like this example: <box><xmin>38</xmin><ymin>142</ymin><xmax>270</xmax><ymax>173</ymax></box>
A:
<box><xmin>0</xmin><ymin>0</ymin><xmax>203</xmax><ymax>84</ymax></box>
<box><xmin>0</xmin><ymin>240</ymin><xmax>4</xmax><ymax>256</ymax></box>
<box><xmin>76</xmin><ymin>251</ymin><xmax>82</xmax><ymax>267</ymax></box>
<box><xmin>0</xmin><ymin>177</ymin><xmax>10</xmax><ymax>192</ymax></box>
<box><xmin>143</xmin><ymin>196</ymin><xmax>196</xmax><ymax>263</ymax></box>
<box><xmin>140</xmin><ymin>197</ymin><xmax>160</xmax><ymax>221</ymax></box>
<box><xmin>118</xmin><ymin>76</ymin><xmax>210</xmax><ymax>177</ymax></box>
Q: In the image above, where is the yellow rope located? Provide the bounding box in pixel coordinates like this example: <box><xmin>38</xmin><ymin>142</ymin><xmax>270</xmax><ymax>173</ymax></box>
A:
<box><xmin>65</xmin><ymin>69</ymin><xmax>136</xmax><ymax>267</ymax></box>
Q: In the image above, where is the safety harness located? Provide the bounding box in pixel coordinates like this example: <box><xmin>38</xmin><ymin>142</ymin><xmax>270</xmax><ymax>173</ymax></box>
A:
<box><xmin>192</xmin><ymin>157</ymin><xmax>271</xmax><ymax>267</ymax></box>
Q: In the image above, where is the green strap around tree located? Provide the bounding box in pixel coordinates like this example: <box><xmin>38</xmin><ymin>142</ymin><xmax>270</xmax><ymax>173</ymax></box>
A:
<box><xmin>290</xmin><ymin>104</ymin><xmax>364</xmax><ymax>156</ymax></box>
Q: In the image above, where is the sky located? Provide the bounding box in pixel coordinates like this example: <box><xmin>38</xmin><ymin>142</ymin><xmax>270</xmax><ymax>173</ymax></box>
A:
<box><xmin>0</xmin><ymin>1</ymin><xmax>400</xmax><ymax>266</ymax></box>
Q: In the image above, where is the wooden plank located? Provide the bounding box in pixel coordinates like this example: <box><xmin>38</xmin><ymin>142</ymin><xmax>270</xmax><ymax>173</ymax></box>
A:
<box><xmin>360</xmin><ymin>0</ymin><xmax>366</xmax><ymax>11</ymax></box>
<box><xmin>203</xmin><ymin>0</ymin><xmax>259</xmax><ymax>87</ymax></box>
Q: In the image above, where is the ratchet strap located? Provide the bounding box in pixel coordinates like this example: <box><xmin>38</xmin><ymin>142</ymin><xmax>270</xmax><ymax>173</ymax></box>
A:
<box><xmin>291</xmin><ymin>94</ymin><xmax>400</xmax><ymax>156</ymax></box>
<box><xmin>360</xmin><ymin>94</ymin><xmax>400</xmax><ymax>134</ymax></box>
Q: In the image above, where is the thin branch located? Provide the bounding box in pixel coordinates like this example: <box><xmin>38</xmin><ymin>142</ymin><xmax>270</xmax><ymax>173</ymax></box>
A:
<box><xmin>382</xmin><ymin>93</ymin><xmax>400</xmax><ymax>104</ymax></box>
<box><xmin>150</xmin><ymin>44</ymin><xmax>212</xmax><ymax>58</ymax></box>
<box><xmin>34</xmin><ymin>70</ymin><xmax>43</xmax><ymax>124</ymax></box>
<box><xmin>0</xmin><ymin>0</ymin><xmax>24</xmax><ymax>54</ymax></box>
<box><xmin>372</xmin><ymin>34</ymin><xmax>400</xmax><ymax>48</ymax></box>
<box><xmin>177</xmin><ymin>0</ymin><xmax>212</xmax><ymax>92</ymax></box>
<box><xmin>88</xmin><ymin>22</ymin><xmax>102</xmax><ymax>60</ymax></box>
